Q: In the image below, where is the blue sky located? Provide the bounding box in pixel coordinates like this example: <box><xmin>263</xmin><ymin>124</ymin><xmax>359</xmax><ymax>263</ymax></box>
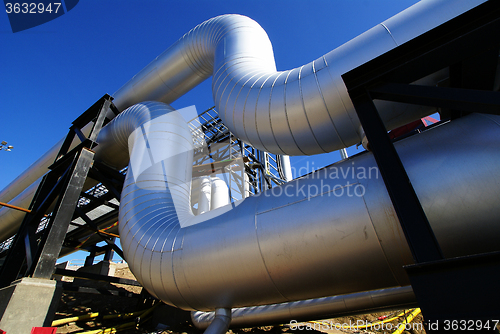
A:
<box><xmin>0</xmin><ymin>0</ymin><xmax>421</xmax><ymax>192</ymax></box>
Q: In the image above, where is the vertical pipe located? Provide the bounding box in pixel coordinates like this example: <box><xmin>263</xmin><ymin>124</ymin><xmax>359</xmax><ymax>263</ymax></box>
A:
<box><xmin>340</xmin><ymin>148</ymin><xmax>349</xmax><ymax>160</ymax></box>
<box><xmin>198</xmin><ymin>176</ymin><xmax>212</xmax><ymax>215</ymax></box>
<box><xmin>211</xmin><ymin>177</ymin><xmax>230</xmax><ymax>210</ymax></box>
<box><xmin>243</xmin><ymin>173</ymin><xmax>250</xmax><ymax>198</ymax></box>
<box><xmin>279</xmin><ymin>155</ymin><xmax>293</xmax><ymax>181</ymax></box>
<box><xmin>203</xmin><ymin>308</ymin><xmax>232</xmax><ymax>334</ymax></box>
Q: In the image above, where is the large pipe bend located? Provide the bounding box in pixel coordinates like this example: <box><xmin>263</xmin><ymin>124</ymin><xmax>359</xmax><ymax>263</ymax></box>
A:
<box><xmin>0</xmin><ymin>0</ymin><xmax>487</xmax><ymax>244</ymax></box>
<box><xmin>115</xmin><ymin>101</ymin><xmax>500</xmax><ymax>313</ymax></box>
<box><xmin>202</xmin><ymin>308</ymin><xmax>232</xmax><ymax>334</ymax></box>
<box><xmin>113</xmin><ymin>0</ymin><xmax>486</xmax><ymax>156</ymax></box>
<box><xmin>113</xmin><ymin>101</ymin><xmax>237</xmax><ymax>309</ymax></box>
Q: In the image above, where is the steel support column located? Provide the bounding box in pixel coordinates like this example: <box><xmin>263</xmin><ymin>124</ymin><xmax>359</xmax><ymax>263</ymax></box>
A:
<box><xmin>0</xmin><ymin>95</ymin><xmax>114</xmax><ymax>288</ymax></box>
<box><xmin>31</xmin><ymin>148</ymin><xmax>95</xmax><ymax>279</ymax></box>
<box><xmin>347</xmin><ymin>92</ymin><xmax>443</xmax><ymax>263</ymax></box>
<box><xmin>342</xmin><ymin>1</ymin><xmax>500</xmax><ymax>330</ymax></box>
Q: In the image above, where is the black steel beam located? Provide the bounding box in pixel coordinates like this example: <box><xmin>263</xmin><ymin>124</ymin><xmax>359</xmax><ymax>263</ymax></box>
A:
<box><xmin>344</xmin><ymin>1</ymin><xmax>500</xmax><ymax>98</ymax></box>
<box><xmin>30</xmin><ymin>148</ymin><xmax>95</xmax><ymax>279</ymax></box>
<box><xmin>55</xmin><ymin>94</ymin><xmax>113</xmax><ymax>160</ymax></box>
<box><xmin>80</xmin><ymin>244</ymin><xmax>114</xmax><ymax>257</ymax></box>
<box><xmin>71</xmin><ymin>125</ymin><xmax>88</xmax><ymax>143</ymax></box>
<box><xmin>56</xmin><ymin>130</ymin><xmax>76</xmax><ymax>161</ymax></box>
<box><xmin>348</xmin><ymin>93</ymin><xmax>443</xmax><ymax>263</ymax></box>
<box><xmin>0</xmin><ymin>95</ymin><xmax>117</xmax><ymax>288</ymax></box>
<box><xmin>368</xmin><ymin>83</ymin><xmax>500</xmax><ymax>115</ymax></box>
<box><xmin>87</xmin><ymin>98</ymin><xmax>111</xmax><ymax>143</ymax></box>
<box><xmin>87</xmin><ymin>165</ymin><xmax>123</xmax><ymax>199</ymax></box>
<box><xmin>54</xmin><ymin>268</ymin><xmax>141</xmax><ymax>287</ymax></box>
<box><xmin>449</xmin><ymin>48</ymin><xmax>499</xmax><ymax>92</ymax></box>
<box><xmin>74</xmin><ymin>207</ymin><xmax>124</xmax><ymax>259</ymax></box>
<box><xmin>404</xmin><ymin>251</ymin><xmax>500</xmax><ymax>325</ymax></box>
<box><xmin>72</xmin><ymin>94</ymin><xmax>113</xmax><ymax>128</ymax></box>
<box><xmin>341</xmin><ymin>0</ymin><xmax>500</xmax><ymax>328</ymax></box>
<box><xmin>91</xmin><ymin>161</ymin><xmax>125</xmax><ymax>185</ymax></box>
<box><xmin>61</xmin><ymin>284</ymin><xmax>140</xmax><ymax>297</ymax></box>
<box><xmin>64</xmin><ymin>210</ymin><xmax>119</xmax><ymax>249</ymax></box>
<box><xmin>0</xmin><ymin>167</ymin><xmax>68</xmax><ymax>287</ymax></box>
<box><xmin>446</xmin><ymin>47</ymin><xmax>500</xmax><ymax>120</ymax></box>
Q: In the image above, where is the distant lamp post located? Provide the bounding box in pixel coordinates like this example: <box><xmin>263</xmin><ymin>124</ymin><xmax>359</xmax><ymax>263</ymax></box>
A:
<box><xmin>0</xmin><ymin>141</ymin><xmax>13</xmax><ymax>152</ymax></box>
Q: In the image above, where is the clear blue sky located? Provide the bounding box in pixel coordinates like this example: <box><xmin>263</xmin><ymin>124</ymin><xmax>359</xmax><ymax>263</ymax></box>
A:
<box><xmin>0</xmin><ymin>0</ymin><xmax>421</xmax><ymax>193</ymax></box>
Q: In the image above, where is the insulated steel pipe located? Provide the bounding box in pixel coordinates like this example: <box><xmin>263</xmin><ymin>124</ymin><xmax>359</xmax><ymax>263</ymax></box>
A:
<box><xmin>191</xmin><ymin>286</ymin><xmax>417</xmax><ymax>329</ymax></box>
<box><xmin>116</xmin><ymin>101</ymin><xmax>500</xmax><ymax>312</ymax></box>
<box><xmin>198</xmin><ymin>176</ymin><xmax>212</xmax><ymax>215</ymax></box>
<box><xmin>278</xmin><ymin>156</ymin><xmax>293</xmax><ymax>182</ymax></box>
<box><xmin>210</xmin><ymin>177</ymin><xmax>230</xmax><ymax>210</ymax></box>
<box><xmin>0</xmin><ymin>181</ymin><xmax>41</xmax><ymax>241</ymax></box>
<box><xmin>191</xmin><ymin>176</ymin><xmax>230</xmax><ymax>214</ymax></box>
<box><xmin>203</xmin><ymin>308</ymin><xmax>232</xmax><ymax>334</ymax></box>
<box><xmin>113</xmin><ymin>0</ymin><xmax>486</xmax><ymax>155</ymax></box>
<box><xmin>0</xmin><ymin>0</ymin><xmax>489</xmax><ymax>243</ymax></box>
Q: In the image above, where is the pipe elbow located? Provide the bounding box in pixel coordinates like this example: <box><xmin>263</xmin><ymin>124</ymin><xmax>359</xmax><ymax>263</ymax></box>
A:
<box><xmin>192</xmin><ymin>308</ymin><xmax>232</xmax><ymax>333</ymax></box>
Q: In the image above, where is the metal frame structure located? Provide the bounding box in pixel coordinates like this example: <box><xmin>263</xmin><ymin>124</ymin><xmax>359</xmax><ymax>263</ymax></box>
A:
<box><xmin>189</xmin><ymin>106</ymin><xmax>287</xmax><ymax>201</ymax></box>
<box><xmin>0</xmin><ymin>95</ymin><xmax>115</xmax><ymax>288</ymax></box>
<box><xmin>342</xmin><ymin>0</ymin><xmax>500</xmax><ymax>329</ymax></box>
<box><xmin>2</xmin><ymin>1</ymin><xmax>499</xmax><ymax>329</ymax></box>
<box><xmin>0</xmin><ymin>101</ymin><xmax>288</xmax><ymax>290</ymax></box>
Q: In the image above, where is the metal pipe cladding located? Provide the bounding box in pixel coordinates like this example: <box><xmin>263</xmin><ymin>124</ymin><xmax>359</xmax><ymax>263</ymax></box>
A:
<box><xmin>114</xmin><ymin>102</ymin><xmax>500</xmax><ymax>312</ymax></box>
<box><xmin>0</xmin><ymin>0</ymin><xmax>498</xmax><ymax>327</ymax></box>
<box><xmin>0</xmin><ymin>0</ymin><xmax>488</xmax><ymax>244</ymax></box>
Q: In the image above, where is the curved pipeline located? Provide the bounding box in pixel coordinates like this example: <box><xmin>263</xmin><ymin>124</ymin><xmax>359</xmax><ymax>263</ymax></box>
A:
<box><xmin>113</xmin><ymin>0</ymin><xmax>486</xmax><ymax>155</ymax></box>
<box><xmin>0</xmin><ymin>0</ymin><xmax>489</xmax><ymax>243</ymax></box>
<box><xmin>1</xmin><ymin>2</ymin><xmax>499</xmax><ymax>326</ymax></box>
<box><xmin>115</xmin><ymin>101</ymin><xmax>500</xmax><ymax>312</ymax></box>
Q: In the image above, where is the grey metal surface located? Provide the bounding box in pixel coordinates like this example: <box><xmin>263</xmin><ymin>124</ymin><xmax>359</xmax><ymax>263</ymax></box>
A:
<box><xmin>115</xmin><ymin>101</ymin><xmax>500</xmax><ymax>312</ymax></box>
<box><xmin>0</xmin><ymin>0</ymin><xmax>488</xmax><ymax>243</ymax></box>
<box><xmin>191</xmin><ymin>286</ymin><xmax>416</xmax><ymax>329</ymax></box>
